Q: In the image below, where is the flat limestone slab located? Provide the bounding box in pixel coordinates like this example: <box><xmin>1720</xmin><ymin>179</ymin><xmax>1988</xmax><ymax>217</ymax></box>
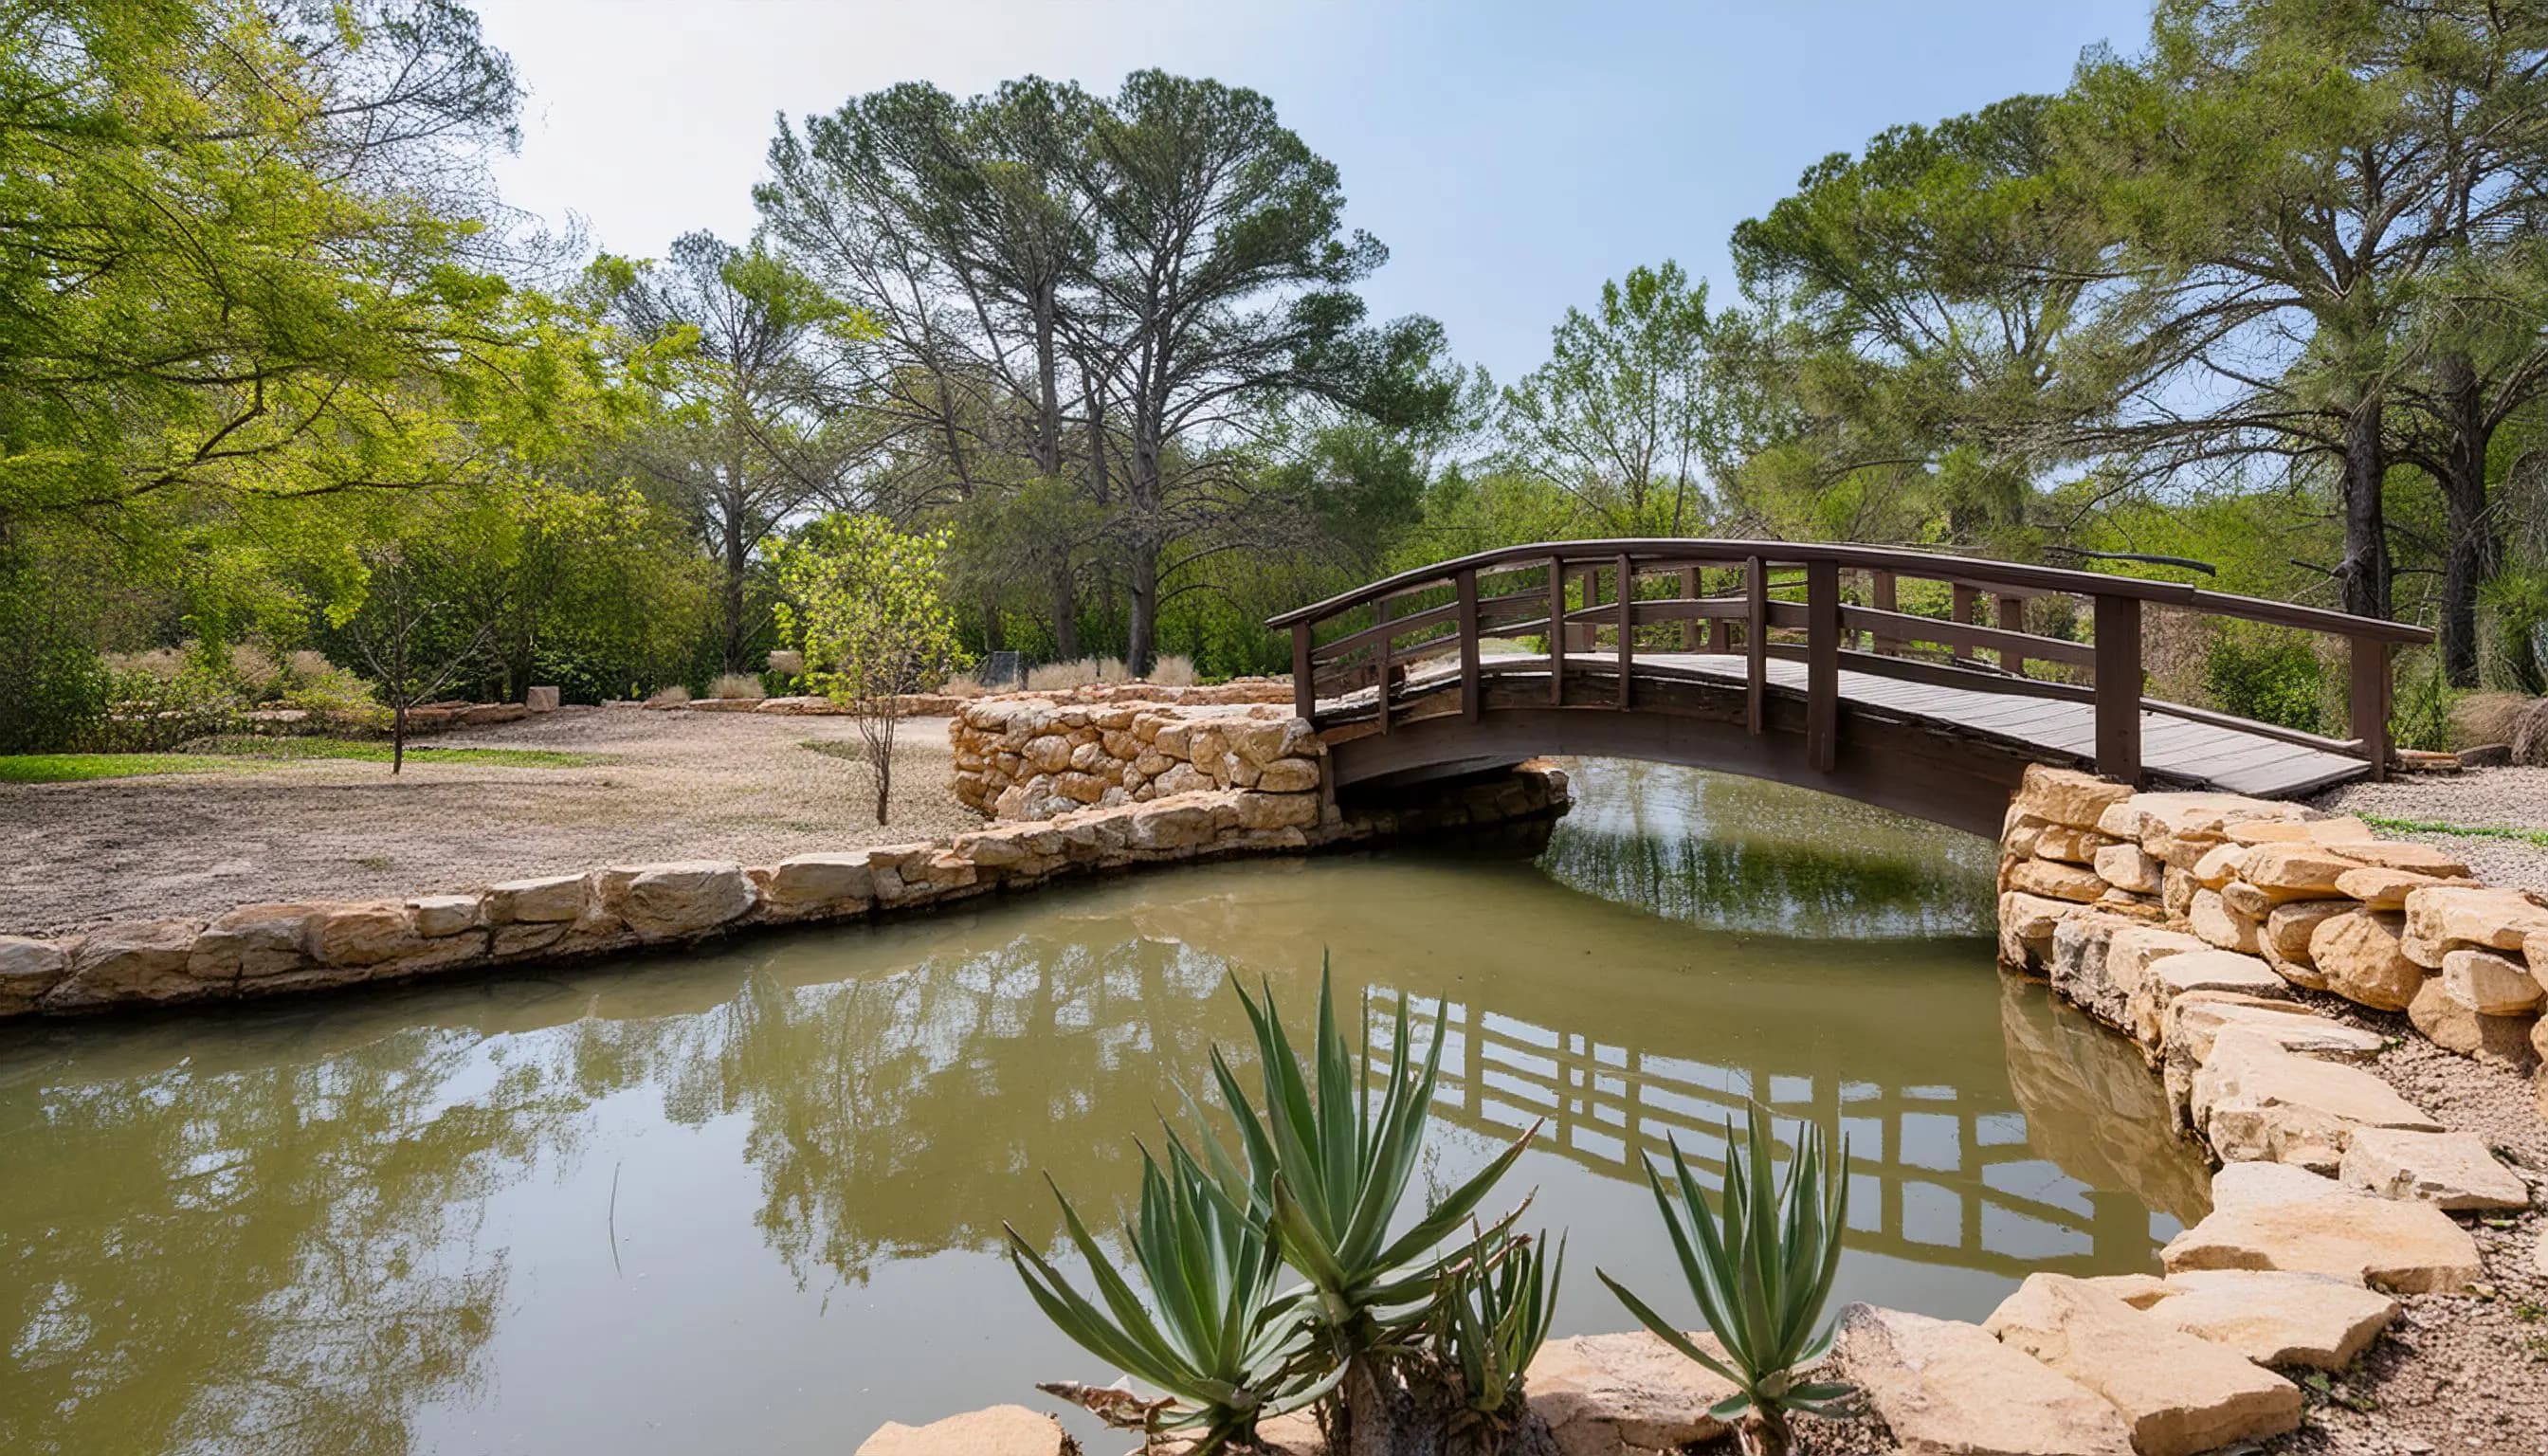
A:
<box><xmin>2138</xmin><ymin>1269</ymin><xmax>2398</xmax><ymax>1370</ymax></box>
<box><xmin>2129</xmin><ymin>950</ymin><xmax>2287</xmax><ymax>1047</ymax></box>
<box><xmin>1983</xmin><ymin>1275</ymin><xmax>2301</xmax><ymax>1456</ymax></box>
<box><xmin>1527</xmin><ymin>1330</ymin><xmax>1736</xmax><ymax>1455</ymax></box>
<box><xmin>1837</xmin><ymin>1304</ymin><xmax>2132</xmax><ymax>1456</ymax></box>
<box><xmin>2337</xmin><ymin>1126</ymin><xmax>2532</xmax><ymax>1210</ymax></box>
<box><xmin>854</xmin><ymin>1405</ymin><xmax>1067</xmax><ymax>1456</ymax></box>
<box><xmin>2193</xmin><ymin>1028</ymin><xmax>2443</xmax><ymax>1165</ymax></box>
<box><xmin>2163</xmin><ymin>1166</ymin><xmax>2482</xmax><ymax>1294</ymax></box>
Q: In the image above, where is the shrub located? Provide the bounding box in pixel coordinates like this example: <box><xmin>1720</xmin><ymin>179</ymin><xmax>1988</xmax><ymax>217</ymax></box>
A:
<box><xmin>2202</xmin><ymin>623</ymin><xmax>2327</xmax><ymax>735</ymax></box>
<box><xmin>228</xmin><ymin>643</ymin><xmax>283</xmax><ymax>700</ymax></box>
<box><xmin>707</xmin><ymin>671</ymin><xmax>767</xmax><ymax>701</ymax></box>
<box><xmin>2514</xmin><ymin>700</ymin><xmax>2548</xmax><ymax>767</ymax></box>
<box><xmin>99</xmin><ymin>663</ymin><xmax>244</xmax><ymax>751</ymax></box>
<box><xmin>2481</xmin><ymin>568</ymin><xmax>2548</xmax><ymax>694</ymax></box>
<box><xmin>278</xmin><ymin>661</ymin><xmax>388</xmax><ymax>733</ymax></box>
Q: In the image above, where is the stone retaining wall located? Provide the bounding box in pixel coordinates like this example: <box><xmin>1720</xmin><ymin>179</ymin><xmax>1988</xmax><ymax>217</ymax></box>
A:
<box><xmin>0</xmin><ymin>695</ymin><xmax>1565</xmax><ymax>1020</ymax></box>
<box><xmin>1996</xmin><ymin>766</ymin><xmax>2547</xmax><ymax>1114</ymax></box>
<box><xmin>951</xmin><ymin>698</ymin><xmax>1320</xmax><ymax>820</ymax></box>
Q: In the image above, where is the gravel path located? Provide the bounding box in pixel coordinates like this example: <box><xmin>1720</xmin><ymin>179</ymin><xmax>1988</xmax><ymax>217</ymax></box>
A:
<box><xmin>2313</xmin><ymin>767</ymin><xmax>2548</xmax><ymax>891</ymax></box>
<box><xmin>0</xmin><ymin>708</ymin><xmax>981</xmax><ymax>935</ymax></box>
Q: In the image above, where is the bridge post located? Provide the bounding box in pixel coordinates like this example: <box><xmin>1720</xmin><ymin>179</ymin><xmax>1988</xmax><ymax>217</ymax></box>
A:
<box><xmin>1546</xmin><ymin>555</ymin><xmax>1566</xmax><ymax>706</ymax></box>
<box><xmin>1374</xmin><ymin>594</ymin><xmax>1392</xmax><ymax>736</ymax></box>
<box><xmin>1679</xmin><ymin>566</ymin><xmax>1700</xmax><ymax>650</ymax></box>
<box><xmin>1291</xmin><ymin>624</ymin><xmax>1314</xmax><ymax>720</ymax></box>
<box><xmin>1869</xmin><ymin>570</ymin><xmax>1899</xmax><ymax>655</ymax></box>
<box><xmin>1807</xmin><ymin>559</ymin><xmax>1840</xmax><ymax>772</ymax></box>
<box><xmin>1457</xmin><ymin>569</ymin><xmax>1482</xmax><ymax>722</ymax></box>
<box><xmin>1950</xmin><ymin>583</ymin><xmax>1980</xmax><ymax>665</ymax></box>
<box><xmin>2094</xmin><ymin>593</ymin><xmax>2142</xmax><ymax>785</ymax></box>
<box><xmin>1745</xmin><ymin>555</ymin><xmax>1768</xmax><ymax>736</ymax></box>
<box><xmin>1996</xmin><ymin>595</ymin><xmax>2029</xmax><ymax>678</ymax></box>
<box><xmin>2350</xmin><ymin>637</ymin><xmax>2391</xmax><ymax>782</ymax></box>
<box><xmin>1614</xmin><ymin>553</ymin><xmax>1633</xmax><ymax>710</ymax></box>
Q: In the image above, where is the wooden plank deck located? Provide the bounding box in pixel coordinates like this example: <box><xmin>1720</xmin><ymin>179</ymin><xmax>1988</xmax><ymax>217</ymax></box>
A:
<box><xmin>1324</xmin><ymin>650</ymin><xmax>2370</xmax><ymax>800</ymax></box>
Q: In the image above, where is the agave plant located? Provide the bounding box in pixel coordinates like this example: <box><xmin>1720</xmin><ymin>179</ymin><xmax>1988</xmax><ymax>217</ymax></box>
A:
<box><xmin>1210</xmin><ymin>966</ymin><xmax>1538</xmax><ymax>1453</ymax></box>
<box><xmin>1429</xmin><ymin>1228</ymin><xmax>1563</xmax><ymax>1446</ymax></box>
<box><xmin>1595</xmin><ymin>1104</ymin><xmax>1853</xmax><ymax>1456</ymax></box>
<box><xmin>1007</xmin><ymin>1130</ymin><xmax>1333</xmax><ymax>1454</ymax></box>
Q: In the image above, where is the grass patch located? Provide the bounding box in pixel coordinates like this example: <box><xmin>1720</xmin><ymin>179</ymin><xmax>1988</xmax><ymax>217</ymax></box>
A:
<box><xmin>800</xmin><ymin>738</ymin><xmax>874</xmax><ymax>763</ymax></box>
<box><xmin>186</xmin><ymin>736</ymin><xmax>596</xmax><ymax>769</ymax></box>
<box><xmin>2359</xmin><ymin>813</ymin><xmax>2548</xmax><ymax>849</ymax></box>
<box><xmin>0</xmin><ymin>754</ymin><xmax>229</xmax><ymax>783</ymax></box>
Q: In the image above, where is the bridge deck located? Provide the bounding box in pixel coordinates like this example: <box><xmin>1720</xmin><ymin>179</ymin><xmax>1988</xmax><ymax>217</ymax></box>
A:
<box><xmin>1326</xmin><ymin>651</ymin><xmax>2370</xmax><ymax>800</ymax></box>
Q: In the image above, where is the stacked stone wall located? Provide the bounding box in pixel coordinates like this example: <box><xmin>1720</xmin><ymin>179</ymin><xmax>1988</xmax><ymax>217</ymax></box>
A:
<box><xmin>951</xmin><ymin>698</ymin><xmax>1321</xmax><ymax>820</ymax></box>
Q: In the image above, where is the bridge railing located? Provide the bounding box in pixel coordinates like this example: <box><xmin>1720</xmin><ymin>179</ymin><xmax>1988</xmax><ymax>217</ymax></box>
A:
<box><xmin>1265</xmin><ymin>540</ymin><xmax>2434</xmax><ymax>784</ymax></box>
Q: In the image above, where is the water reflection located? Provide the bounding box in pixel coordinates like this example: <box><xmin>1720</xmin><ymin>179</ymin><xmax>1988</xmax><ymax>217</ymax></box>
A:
<box><xmin>1537</xmin><ymin>759</ymin><xmax>1999</xmax><ymax>937</ymax></box>
<box><xmin>0</xmin><ymin>763</ymin><xmax>2207</xmax><ymax>1456</ymax></box>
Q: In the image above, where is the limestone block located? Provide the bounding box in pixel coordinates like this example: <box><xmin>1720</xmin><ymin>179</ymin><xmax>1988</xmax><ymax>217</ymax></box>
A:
<box><xmin>2332</xmin><ymin>840</ymin><xmax>2470</xmax><ymax>877</ymax></box>
<box><xmin>307</xmin><ymin>901</ymin><xmax>424</xmax><ymax>967</ymax></box>
<box><xmin>1052</xmin><ymin>771</ymin><xmax>1107</xmax><ymax>805</ymax></box>
<box><xmin>38</xmin><ymin>919</ymin><xmax>210</xmax><ymax>1010</ymax></box>
<box><xmin>2100</xmin><ymin>791</ymin><xmax>2309</xmax><ymax>847</ymax></box>
<box><xmin>1998</xmin><ymin>891</ymin><xmax>2071</xmax><ymax>972</ymax></box>
<box><xmin>1981</xmin><ymin>1274</ymin><xmax>2300</xmax><ymax>1456</ymax></box>
<box><xmin>1526</xmin><ymin>1330</ymin><xmax>1736</xmax><ymax>1455</ymax></box>
<box><xmin>2163</xmin><ymin>1165</ymin><xmax>2481</xmax><ymax>1293</ymax></box>
<box><xmin>2128</xmin><ymin>949</ymin><xmax>2288</xmax><ymax>1049</ymax></box>
<box><xmin>853</xmin><ymin>1405</ymin><xmax>1068</xmax><ymax>1456</ymax></box>
<box><xmin>2163</xmin><ymin>865</ymin><xmax>2198</xmax><ymax>917</ymax></box>
<box><xmin>1021</xmin><ymin>733</ymin><xmax>1073</xmax><ymax>773</ymax></box>
<box><xmin>526</xmin><ymin>684</ymin><xmax>560</xmax><ymax>712</ymax></box>
<box><xmin>2048</xmin><ymin>909</ymin><xmax>2152</xmax><ymax>1029</ymax></box>
<box><xmin>1128</xmin><ymin>796</ymin><xmax>1220</xmax><ymax>851</ymax></box>
<box><xmin>483</xmin><ymin>874</ymin><xmax>589</xmax><ymax>924</ymax></box>
<box><xmin>2407</xmin><ymin>974</ymin><xmax>2541</xmax><ymax>1070</ymax></box>
<box><xmin>2403</xmin><ymin>883</ymin><xmax>2548</xmax><ymax>966</ymax></box>
<box><xmin>1834</xmin><ymin>1304</ymin><xmax>2132</xmax><ymax>1456</ymax></box>
<box><xmin>2337</xmin><ymin>1127</ymin><xmax>2530</xmax><ymax>1210</ymax></box>
<box><xmin>2308</xmin><ymin>909</ymin><xmax>2422</xmax><ymax>1011</ymax></box>
<box><xmin>1254</xmin><ymin>756</ymin><xmax>1321</xmax><ymax>793</ymax></box>
<box><xmin>2262</xmin><ymin>900</ymin><xmax>2349</xmax><ymax>980</ymax></box>
<box><xmin>2191</xmin><ymin>842</ymin><xmax>2251</xmax><ymax>890</ymax></box>
<box><xmin>2220</xmin><ymin>879</ymin><xmax>2276</xmax><ymax>919</ymax></box>
<box><xmin>2134</xmin><ymin>1269</ymin><xmax>2397</xmax><ymax>1371</ymax></box>
<box><xmin>2442</xmin><ymin>946</ymin><xmax>2543</xmax><ymax>1015</ymax></box>
<box><xmin>1154</xmin><ymin>762</ymin><xmax>1212</xmax><ymax>796</ymax></box>
<box><xmin>0</xmin><ymin>937</ymin><xmax>71</xmax><ymax>1013</ymax></box>
<box><xmin>2004</xmin><ymin>814</ymin><xmax>2049</xmax><ymax>860</ymax></box>
<box><xmin>1066</xmin><ymin>738</ymin><xmax>1103</xmax><ymax>772</ymax></box>
<box><xmin>187</xmin><ymin>901</ymin><xmax>326</xmax><ymax>979</ymax></box>
<box><xmin>2225</xmin><ymin>815</ymin><xmax>2374</xmax><ymax>846</ymax></box>
<box><xmin>2009</xmin><ymin>857</ymin><xmax>2110</xmax><ymax>903</ymax></box>
<box><xmin>2015</xmin><ymin>765</ymin><xmax>2138</xmax><ymax>830</ymax></box>
<box><xmin>2164</xmin><ymin>992</ymin><xmax>2382</xmax><ymax>1067</ymax></box>
<box><xmin>2102</xmin><ymin>925</ymin><xmax>2217</xmax><ymax>1004</ymax></box>
<box><xmin>607</xmin><ymin>862</ymin><xmax>754</xmax><ymax>938</ymax></box>
<box><xmin>2035</xmin><ymin>825</ymin><xmax>2119</xmax><ymax>864</ymax></box>
<box><xmin>2240</xmin><ymin>844</ymin><xmax>2369</xmax><ymax>898</ymax></box>
<box><xmin>2093</xmin><ymin>842</ymin><xmax>2162</xmax><ymax>895</ymax></box>
<box><xmin>2334</xmin><ymin>865</ymin><xmax>2449</xmax><ymax>911</ymax></box>
<box><xmin>1233</xmin><ymin>792</ymin><xmax>1320</xmax><ymax>831</ymax></box>
<box><xmin>2189</xmin><ymin>890</ymin><xmax>2261</xmax><ymax>954</ymax></box>
<box><xmin>2193</xmin><ymin>1028</ymin><xmax>2441</xmax><ymax>1164</ymax></box>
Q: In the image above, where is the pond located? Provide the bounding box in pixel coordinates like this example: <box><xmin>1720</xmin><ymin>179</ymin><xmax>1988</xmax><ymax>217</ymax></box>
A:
<box><xmin>0</xmin><ymin>760</ymin><xmax>2211</xmax><ymax>1456</ymax></box>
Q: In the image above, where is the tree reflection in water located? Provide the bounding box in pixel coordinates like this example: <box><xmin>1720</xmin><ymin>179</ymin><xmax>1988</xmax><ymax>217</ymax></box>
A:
<box><xmin>0</xmin><ymin>761</ymin><xmax>2206</xmax><ymax>1455</ymax></box>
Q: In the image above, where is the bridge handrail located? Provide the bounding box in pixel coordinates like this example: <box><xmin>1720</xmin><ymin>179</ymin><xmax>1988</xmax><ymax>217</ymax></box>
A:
<box><xmin>1266</xmin><ymin>537</ymin><xmax>2435</xmax><ymax>788</ymax></box>
<box><xmin>1266</xmin><ymin>538</ymin><xmax>2432</xmax><ymax>643</ymax></box>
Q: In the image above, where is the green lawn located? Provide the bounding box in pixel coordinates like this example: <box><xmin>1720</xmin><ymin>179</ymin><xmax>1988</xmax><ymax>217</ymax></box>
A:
<box><xmin>0</xmin><ymin>737</ymin><xmax>596</xmax><ymax>784</ymax></box>
<box><xmin>2359</xmin><ymin>813</ymin><xmax>2548</xmax><ymax>850</ymax></box>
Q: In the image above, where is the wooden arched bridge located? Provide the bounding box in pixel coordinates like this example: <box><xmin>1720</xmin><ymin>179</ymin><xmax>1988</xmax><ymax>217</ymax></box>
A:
<box><xmin>1267</xmin><ymin>541</ymin><xmax>2433</xmax><ymax>838</ymax></box>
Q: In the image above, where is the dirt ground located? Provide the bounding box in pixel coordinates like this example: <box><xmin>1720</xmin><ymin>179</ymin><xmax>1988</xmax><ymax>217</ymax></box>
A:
<box><xmin>0</xmin><ymin>707</ymin><xmax>983</xmax><ymax>936</ymax></box>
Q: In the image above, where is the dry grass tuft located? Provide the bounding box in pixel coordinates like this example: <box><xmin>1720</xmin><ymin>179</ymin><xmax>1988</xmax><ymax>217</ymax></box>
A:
<box><xmin>644</xmin><ymin>684</ymin><xmax>691</xmax><ymax>707</ymax></box>
<box><xmin>766</xmin><ymin>649</ymin><xmax>804</xmax><ymax>677</ymax></box>
<box><xmin>2510</xmin><ymin>699</ymin><xmax>2548</xmax><ymax>766</ymax></box>
<box><xmin>2449</xmin><ymin>691</ymin><xmax>2532</xmax><ymax>751</ymax></box>
<box><xmin>1148</xmin><ymin>654</ymin><xmax>1197</xmax><ymax>686</ymax></box>
<box><xmin>707</xmin><ymin>672</ymin><xmax>767</xmax><ymax>701</ymax></box>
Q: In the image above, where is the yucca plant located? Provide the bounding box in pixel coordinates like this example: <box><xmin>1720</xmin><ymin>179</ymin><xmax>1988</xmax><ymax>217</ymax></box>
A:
<box><xmin>1429</xmin><ymin>1228</ymin><xmax>1564</xmax><ymax>1448</ymax></box>
<box><xmin>1007</xmin><ymin>1130</ymin><xmax>1333</xmax><ymax>1453</ymax></box>
<box><xmin>1210</xmin><ymin>967</ymin><xmax>1538</xmax><ymax>1456</ymax></box>
<box><xmin>1596</xmin><ymin>1104</ymin><xmax>1853</xmax><ymax>1456</ymax></box>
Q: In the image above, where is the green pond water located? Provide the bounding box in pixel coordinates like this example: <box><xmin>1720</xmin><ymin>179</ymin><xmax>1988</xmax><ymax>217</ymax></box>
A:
<box><xmin>0</xmin><ymin>760</ymin><xmax>2212</xmax><ymax>1456</ymax></box>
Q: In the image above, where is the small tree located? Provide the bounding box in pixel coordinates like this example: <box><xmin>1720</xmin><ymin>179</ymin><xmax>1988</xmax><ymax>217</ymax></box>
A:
<box><xmin>776</xmin><ymin>515</ymin><xmax>968</xmax><ymax>824</ymax></box>
<box><xmin>340</xmin><ymin>545</ymin><xmax>503</xmax><ymax>774</ymax></box>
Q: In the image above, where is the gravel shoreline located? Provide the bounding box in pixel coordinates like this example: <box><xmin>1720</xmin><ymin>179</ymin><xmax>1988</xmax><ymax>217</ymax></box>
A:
<box><xmin>0</xmin><ymin>709</ymin><xmax>981</xmax><ymax>935</ymax></box>
<box><xmin>2315</xmin><ymin>767</ymin><xmax>2548</xmax><ymax>891</ymax></box>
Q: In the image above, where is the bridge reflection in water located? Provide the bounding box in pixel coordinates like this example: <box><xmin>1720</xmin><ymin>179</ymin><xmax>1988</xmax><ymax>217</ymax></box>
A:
<box><xmin>0</xmin><ymin>762</ymin><xmax>2211</xmax><ymax>1456</ymax></box>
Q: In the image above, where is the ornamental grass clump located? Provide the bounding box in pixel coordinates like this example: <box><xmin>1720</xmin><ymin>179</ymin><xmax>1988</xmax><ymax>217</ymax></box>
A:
<box><xmin>1597</xmin><ymin>1104</ymin><xmax>1853</xmax><ymax>1456</ymax></box>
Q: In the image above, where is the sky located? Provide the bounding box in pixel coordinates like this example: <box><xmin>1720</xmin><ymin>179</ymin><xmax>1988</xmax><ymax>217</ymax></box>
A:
<box><xmin>473</xmin><ymin>0</ymin><xmax>2153</xmax><ymax>385</ymax></box>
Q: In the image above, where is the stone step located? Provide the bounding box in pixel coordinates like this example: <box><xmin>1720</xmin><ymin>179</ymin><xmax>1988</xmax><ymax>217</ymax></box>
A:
<box><xmin>1982</xmin><ymin>1274</ymin><xmax>2302</xmax><ymax>1456</ymax></box>
<box><xmin>1836</xmin><ymin>1303</ymin><xmax>2133</xmax><ymax>1456</ymax></box>
<box><xmin>2163</xmin><ymin>1163</ymin><xmax>2482</xmax><ymax>1294</ymax></box>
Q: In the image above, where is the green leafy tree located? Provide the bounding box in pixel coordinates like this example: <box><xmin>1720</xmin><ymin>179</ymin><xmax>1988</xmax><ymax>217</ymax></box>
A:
<box><xmin>774</xmin><ymin>515</ymin><xmax>969</xmax><ymax>823</ymax></box>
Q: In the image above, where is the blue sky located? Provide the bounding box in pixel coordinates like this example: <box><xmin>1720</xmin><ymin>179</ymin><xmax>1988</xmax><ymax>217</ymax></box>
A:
<box><xmin>475</xmin><ymin>0</ymin><xmax>2152</xmax><ymax>384</ymax></box>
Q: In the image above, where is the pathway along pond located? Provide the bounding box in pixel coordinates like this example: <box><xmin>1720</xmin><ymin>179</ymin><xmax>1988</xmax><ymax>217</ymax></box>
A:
<box><xmin>0</xmin><ymin>760</ymin><xmax>2212</xmax><ymax>1456</ymax></box>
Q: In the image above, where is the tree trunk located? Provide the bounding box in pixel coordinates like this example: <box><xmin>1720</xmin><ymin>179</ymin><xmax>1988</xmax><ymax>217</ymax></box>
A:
<box><xmin>722</xmin><ymin>503</ymin><xmax>752</xmax><ymax>674</ymax></box>
<box><xmin>1050</xmin><ymin>562</ymin><xmax>1081</xmax><ymax>661</ymax></box>
<box><xmin>391</xmin><ymin>701</ymin><xmax>406</xmax><ymax>775</ymax></box>
<box><xmin>2434</xmin><ymin>354</ymin><xmax>2498</xmax><ymax>687</ymax></box>
<box><xmin>1341</xmin><ymin>1352</ymin><xmax>1394</xmax><ymax>1456</ymax></box>
<box><xmin>1125</xmin><ymin>541</ymin><xmax>1158</xmax><ymax>680</ymax></box>
<box><xmin>982</xmin><ymin>593</ymin><xmax>1008</xmax><ymax>656</ymax></box>
<box><xmin>2337</xmin><ymin>397</ymin><xmax>2392</xmax><ymax>621</ymax></box>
